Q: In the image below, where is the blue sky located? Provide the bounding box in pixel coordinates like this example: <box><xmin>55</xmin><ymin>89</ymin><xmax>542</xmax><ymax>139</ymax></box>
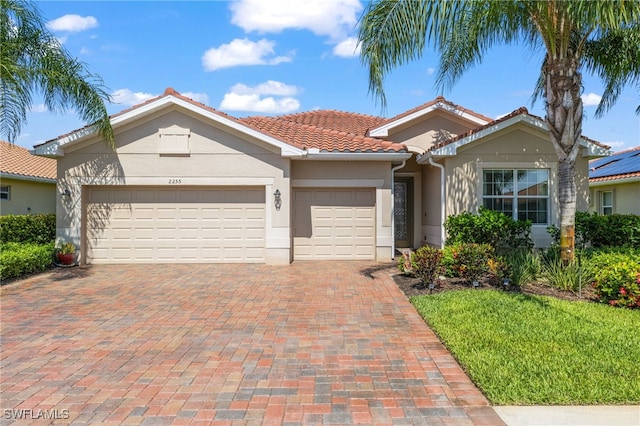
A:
<box><xmin>17</xmin><ymin>0</ymin><xmax>640</xmax><ymax>152</ymax></box>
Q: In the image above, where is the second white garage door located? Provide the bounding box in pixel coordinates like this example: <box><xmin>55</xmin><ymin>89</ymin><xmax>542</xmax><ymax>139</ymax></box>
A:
<box><xmin>293</xmin><ymin>188</ymin><xmax>375</xmax><ymax>260</ymax></box>
<box><xmin>85</xmin><ymin>186</ymin><xmax>265</xmax><ymax>263</ymax></box>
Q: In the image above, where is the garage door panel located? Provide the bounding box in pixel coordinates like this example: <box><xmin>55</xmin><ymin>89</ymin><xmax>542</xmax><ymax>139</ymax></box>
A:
<box><xmin>293</xmin><ymin>188</ymin><xmax>375</xmax><ymax>260</ymax></box>
<box><xmin>86</xmin><ymin>186</ymin><xmax>265</xmax><ymax>264</ymax></box>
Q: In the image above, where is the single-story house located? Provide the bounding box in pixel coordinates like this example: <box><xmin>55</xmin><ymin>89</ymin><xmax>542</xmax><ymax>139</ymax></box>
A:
<box><xmin>588</xmin><ymin>146</ymin><xmax>640</xmax><ymax>215</ymax></box>
<box><xmin>33</xmin><ymin>88</ymin><xmax>609</xmax><ymax>264</ymax></box>
<box><xmin>0</xmin><ymin>140</ymin><xmax>57</xmax><ymax>215</ymax></box>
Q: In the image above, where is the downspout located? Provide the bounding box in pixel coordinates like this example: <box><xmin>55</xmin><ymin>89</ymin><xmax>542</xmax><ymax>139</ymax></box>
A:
<box><xmin>427</xmin><ymin>157</ymin><xmax>446</xmax><ymax>248</ymax></box>
<box><xmin>390</xmin><ymin>160</ymin><xmax>407</xmax><ymax>258</ymax></box>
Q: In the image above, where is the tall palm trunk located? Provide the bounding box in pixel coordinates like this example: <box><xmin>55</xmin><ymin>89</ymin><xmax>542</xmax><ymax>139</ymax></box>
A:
<box><xmin>545</xmin><ymin>55</ymin><xmax>583</xmax><ymax>264</ymax></box>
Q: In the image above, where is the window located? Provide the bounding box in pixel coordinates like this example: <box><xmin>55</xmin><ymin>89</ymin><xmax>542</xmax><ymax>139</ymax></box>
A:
<box><xmin>483</xmin><ymin>169</ymin><xmax>549</xmax><ymax>224</ymax></box>
<box><xmin>0</xmin><ymin>186</ymin><xmax>9</xmax><ymax>200</ymax></box>
<box><xmin>601</xmin><ymin>191</ymin><xmax>613</xmax><ymax>215</ymax></box>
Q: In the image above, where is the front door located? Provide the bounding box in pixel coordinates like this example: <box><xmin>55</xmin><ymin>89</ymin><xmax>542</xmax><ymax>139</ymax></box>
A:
<box><xmin>394</xmin><ymin>177</ymin><xmax>413</xmax><ymax>248</ymax></box>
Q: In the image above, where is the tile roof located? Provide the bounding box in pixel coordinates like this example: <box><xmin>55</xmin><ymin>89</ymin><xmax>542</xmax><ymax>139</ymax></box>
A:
<box><xmin>0</xmin><ymin>140</ymin><xmax>56</xmax><ymax>181</ymax></box>
<box><xmin>379</xmin><ymin>96</ymin><xmax>494</xmax><ymax>127</ymax></box>
<box><xmin>39</xmin><ymin>88</ymin><xmax>407</xmax><ymax>154</ymax></box>
<box><xmin>589</xmin><ymin>145</ymin><xmax>640</xmax><ymax>182</ymax></box>
<box><xmin>240</xmin><ymin>114</ymin><xmax>406</xmax><ymax>153</ymax></box>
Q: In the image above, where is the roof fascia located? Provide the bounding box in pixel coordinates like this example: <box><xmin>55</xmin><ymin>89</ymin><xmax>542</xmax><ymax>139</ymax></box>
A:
<box><xmin>369</xmin><ymin>101</ymin><xmax>490</xmax><ymax>137</ymax></box>
<box><xmin>589</xmin><ymin>176</ymin><xmax>640</xmax><ymax>186</ymax></box>
<box><xmin>294</xmin><ymin>150</ymin><xmax>412</xmax><ymax>161</ymax></box>
<box><xmin>0</xmin><ymin>172</ymin><xmax>56</xmax><ymax>184</ymax></box>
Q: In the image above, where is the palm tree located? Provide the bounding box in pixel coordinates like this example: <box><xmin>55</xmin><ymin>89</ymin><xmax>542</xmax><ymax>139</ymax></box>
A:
<box><xmin>0</xmin><ymin>0</ymin><xmax>114</xmax><ymax>145</ymax></box>
<box><xmin>359</xmin><ymin>0</ymin><xmax>640</xmax><ymax>263</ymax></box>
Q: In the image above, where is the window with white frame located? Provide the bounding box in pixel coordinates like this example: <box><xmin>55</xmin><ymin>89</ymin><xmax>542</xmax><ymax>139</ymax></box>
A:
<box><xmin>600</xmin><ymin>190</ymin><xmax>613</xmax><ymax>215</ymax></box>
<box><xmin>0</xmin><ymin>185</ymin><xmax>9</xmax><ymax>200</ymax></box>
<box><xmin>482</xmin><ymin>169</ymin><xmax>549</xmax><ymax>224</ymax></box>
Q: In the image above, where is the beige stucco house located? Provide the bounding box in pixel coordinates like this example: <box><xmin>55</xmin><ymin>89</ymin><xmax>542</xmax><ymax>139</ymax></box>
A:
<box><xmin>588</xmin><ymin>146</ymin><xmax>640</xmax><ymax>216</ymax></box>
<box><xmin>0</xmin><ymin>140</ymin><xmax>56</xmax><ymax>215</ymax></box>
<box><xmin>33</xmin><ymin>88</ymin><xmax>609</xmax><ymax>264</ymax></box>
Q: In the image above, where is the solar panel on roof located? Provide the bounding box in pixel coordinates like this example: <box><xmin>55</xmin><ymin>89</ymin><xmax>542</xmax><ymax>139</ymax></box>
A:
<box><xmin>590</xmin><ymin>151</ymin><xmax>640</xmax><ymax>178</ymax></box>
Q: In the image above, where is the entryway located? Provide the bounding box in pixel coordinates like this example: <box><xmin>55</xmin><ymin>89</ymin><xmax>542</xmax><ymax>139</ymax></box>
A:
<box><xmin>394</xmin><ymin>177</ymin><xmax>413</xmax><ymax>248</ymax></box>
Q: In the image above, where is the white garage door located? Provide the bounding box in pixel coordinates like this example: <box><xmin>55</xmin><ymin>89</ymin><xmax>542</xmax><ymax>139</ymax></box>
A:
<box><xmin>85</xmin><ymin>186</ymin><xmax>265</xmax><ymax>263</ymax></box>
<box><xmin>293</xmin><ymin>188</ymin><xmax>375</xmax><ymax>260</ymax></box>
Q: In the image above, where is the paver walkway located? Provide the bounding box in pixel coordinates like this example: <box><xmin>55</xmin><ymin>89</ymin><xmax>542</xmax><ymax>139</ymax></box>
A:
<box><xmin>1</xmin><ymin>262</ymin><xmax>504</xmax><ymax>425</ymax></box>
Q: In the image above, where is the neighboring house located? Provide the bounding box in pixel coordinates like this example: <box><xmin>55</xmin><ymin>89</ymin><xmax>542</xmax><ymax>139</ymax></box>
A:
<box><xmin>588</xmin><ymin>146</ymin><xmax>640</xmax><ymax>215</ymax></box>
<box><xmin>0</xmin><ymin>140</ymin><xmax>56</xmax><ymax>215</ymax></box>
<box><xmin>33</xmin><ymin>88</ymin><xmax>608</xmax><ymax>264</ymax></box>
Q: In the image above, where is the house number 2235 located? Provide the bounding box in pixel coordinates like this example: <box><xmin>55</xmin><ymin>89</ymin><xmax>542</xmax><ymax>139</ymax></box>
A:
<box><xmin>168</xmin><ymin>179</ymin><xmax>182</xmax><ymax>184</ymax></box>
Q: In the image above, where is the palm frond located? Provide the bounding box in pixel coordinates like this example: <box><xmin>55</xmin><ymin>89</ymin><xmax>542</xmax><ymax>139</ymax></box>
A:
<box><xmin>0</xmin><ymin>0</ymin><xmax>114</xmax><ymax>145</ymax></box>
<box><xmin>583</xmin><ymin>24</ymin><xmax>640</xmax><ymax>117</ymax></box>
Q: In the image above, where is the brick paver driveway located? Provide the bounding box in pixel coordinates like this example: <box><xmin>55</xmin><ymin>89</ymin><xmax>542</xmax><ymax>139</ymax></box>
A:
<box><xmin>1</xmin><ymin>262</ymin><xmax>504</xmax><ymax>425</ymax></box>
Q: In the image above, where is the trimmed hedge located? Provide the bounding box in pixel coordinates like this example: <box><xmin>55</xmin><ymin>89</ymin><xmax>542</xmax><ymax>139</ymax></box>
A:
<box><xmin>444</xmin><ymin>208</ymin><xmax>533</xmax><ymax>253</ymax></box>
<box><xmin>0</xmin><ymin>214</ymin><xmax>56</xmax><ymax>244</ymax></box>
<box><xmin>0</xmin><ymin>242</ymin><xmax>55</xmax><ymax>281</ymax></box>
<box><xmin>548</xmin><ymin>212</ymin><xmax>640</xmax><ymax>249</ymax></box>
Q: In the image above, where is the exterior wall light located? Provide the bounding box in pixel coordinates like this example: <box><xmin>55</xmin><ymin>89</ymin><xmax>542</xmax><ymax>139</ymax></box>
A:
<box><xmin>61</xmin><ymin>188</ymin><xmax>71</xmax><ymax>198</ymax></box>
<box><xmin>274</xmin><ymin>189</ymin><xmax>282</xmax><ymax>211</ymax></box>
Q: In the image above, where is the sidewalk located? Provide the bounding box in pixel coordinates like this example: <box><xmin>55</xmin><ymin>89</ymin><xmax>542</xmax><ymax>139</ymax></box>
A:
<box><xmin>495</xmin><ymin>405</ymin><xmax>640</xmax><ymax>426</ymax></box>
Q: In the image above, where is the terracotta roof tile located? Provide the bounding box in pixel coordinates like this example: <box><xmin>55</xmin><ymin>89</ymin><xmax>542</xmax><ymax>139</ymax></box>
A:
<box><xmin>38</xmin><ymin>88</ymin><xmax>406</xmax><ymax>154</ymax></box>
<box><xmin>589</xmin><ymin>171</ymin><xmax>640</xmax><ymax>183</ymax></box>
<box><xmin>0</xmin><ymin>141</ymin><xmax>56</xmax><ymax>180</ymax></box>
<box><xmin>378</xmin><ymin>96</ymin><xmax>493</xmax><ymax>128</ymax></box>
<box><xmin>240</xmin><ymin>114</ymin><xmax>406</xmax><ymax>153</ymax></box>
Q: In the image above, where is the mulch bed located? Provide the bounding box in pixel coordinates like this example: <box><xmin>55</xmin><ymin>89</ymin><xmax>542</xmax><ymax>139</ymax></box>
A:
<box><xmin>392</xmin><ymin>272</ymin><xmax>599</xmax><ymax>302</ymax></box>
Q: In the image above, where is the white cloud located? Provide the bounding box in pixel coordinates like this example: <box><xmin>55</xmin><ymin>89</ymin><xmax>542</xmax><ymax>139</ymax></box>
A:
<box><xmin>46</xmin><ymin>14</ymin><xmax>98</xmax><ymax>32</ymax></box>
<box><xmin>30</xmin><ymin>103</ymin><xmax>48</xmax><ymax>113</ymax></box>
<box><xmin>202</xmin><ymin>38</ymin><xmax>292</xmax><ymax>71</ymax></box>
<box><xmin>333</xmin><ymin>37</ymin><xmax>360</xmax><ymax>57</ymax></box>
<box><xmin>219</xmin><ymin>80</ymin><xmax>301</xmax><ymax>113</ymax></box>
<box><xmin>220</xmin><ymin>94</ymin><xmax>300</xmax><ymax>113</ymax></box>
<box><xmin>603</xmin><ymin>140</ymin><xmax>626</xmax><ymax>149</ymax></box>
<box><xmin>79</xmin><ymin>47</ymin><xmax>91</xmax><ymax>55</ymax></box>
<box><xmin>181</xmin><ymin>92</ymin><xmax>210</xmax><ymax>105</ymax></box>
<box><xmin>111</xmin><ymin>89</ymin><xmax>156</xmax><ymax>106</ymax></box>
<box><xmin>426</xmin><ymin>67</ymin><xmax>435</xmax><ymax>76</ymax></box>
<box><xmin>230</xmin><ymin>80</ymin><xmax>300</xmax><ymax>97</ymax></box>
<box><xmin>582</xmin><ymin>92</ymin><xmax>602</xmax><ymax>106</ymax></box>
<box><xmin>230</xmin><ymin>0</ymin><xmax>362</xmax><ymax>41</ymax></box>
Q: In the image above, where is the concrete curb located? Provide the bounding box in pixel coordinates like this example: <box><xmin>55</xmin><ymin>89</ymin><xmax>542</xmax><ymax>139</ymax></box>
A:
<box><xmin>494</xmin><ymin>405</ymin><xmax>640</xmax><ymax>426</ymax></box>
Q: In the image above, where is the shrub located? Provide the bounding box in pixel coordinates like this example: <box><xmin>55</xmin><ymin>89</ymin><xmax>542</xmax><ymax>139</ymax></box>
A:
<box><xmin>448</xmin><ymin>243</ymin><xmax>494</xmax><ymax>284</ymax></box>
<box><xmin>0</xmin><ymin>242</ymin><xmax>55</xmax><ymax>281</ymax></box>
<box><xmin>588</xmin><ymin>214</ymin><xmax>640</xmax><ymax>248</ymax></box>
<box><xmin>487</xmin><ymin>256</ymin><xmax>511</xmax><ymax>285</ymax></box>
<box><xmin>0</xmin><ymin>214</ymin><xmax>56</xmax><ymax>244</ymax></box>
<box><xmin>548</xmin><ymin>212</ymin><xmax>640</xmax><ymax>249</ymax></box>
<box><xmin>444</xmin><ymin>208</ymin><xmax>532</xmax><ymax>253</ymax></box>
<box><xmin>412</xmin><ymin>246</ymin><xmax>443</xmax><ymax>286</ymax></box>
<box><xmin>587</xmin><ymin>249</ymin><xmax>640</xmax><ymax>308</ymax></box>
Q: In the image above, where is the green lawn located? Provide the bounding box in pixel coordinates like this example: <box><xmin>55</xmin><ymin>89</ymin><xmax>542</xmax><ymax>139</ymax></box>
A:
<box><xmin>411</xmin><ymin>290</ymin><xmax>640</xmax><ymax>405</ymax></box>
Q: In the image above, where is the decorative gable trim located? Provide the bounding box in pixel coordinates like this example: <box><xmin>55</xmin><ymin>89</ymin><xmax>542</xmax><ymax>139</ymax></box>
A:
<box><xmin>32</xmin><ymin>91</ymin><xmax>305</xmax><ymax>158</ymax></box>
<box><xmin>369</xmin><ymin>98</ymin><xmax>490</xmax><ymax>137</ymax></box>
<box><xmin>417</xmin><ymin>112</ymin><xmax>609</xmax><ymax>164</ymax></box>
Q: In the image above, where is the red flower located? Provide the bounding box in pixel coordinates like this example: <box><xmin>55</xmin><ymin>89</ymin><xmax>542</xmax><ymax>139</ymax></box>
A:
<box><xmin>609</xmin><ymin>300</ymin><xmax>617</xmax><ymax>306</ymax></box>
<box><xmin>620</xmin><ymin>287</ymin><xmax>627</xmax><ymax>296</ymax></box>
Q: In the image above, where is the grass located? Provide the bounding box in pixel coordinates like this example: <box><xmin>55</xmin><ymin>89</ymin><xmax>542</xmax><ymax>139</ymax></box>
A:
<box><xmin>411</xmin><ymin>290</ymin><xmax>640</xmax><ymax>405</ymax></box>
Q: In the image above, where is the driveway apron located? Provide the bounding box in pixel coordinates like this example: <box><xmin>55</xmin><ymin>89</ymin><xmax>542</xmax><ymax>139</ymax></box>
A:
<box><xmin>1</xmin><ymin>262</ymin><xmax>504</xmax><ymax>425</ymax></box>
